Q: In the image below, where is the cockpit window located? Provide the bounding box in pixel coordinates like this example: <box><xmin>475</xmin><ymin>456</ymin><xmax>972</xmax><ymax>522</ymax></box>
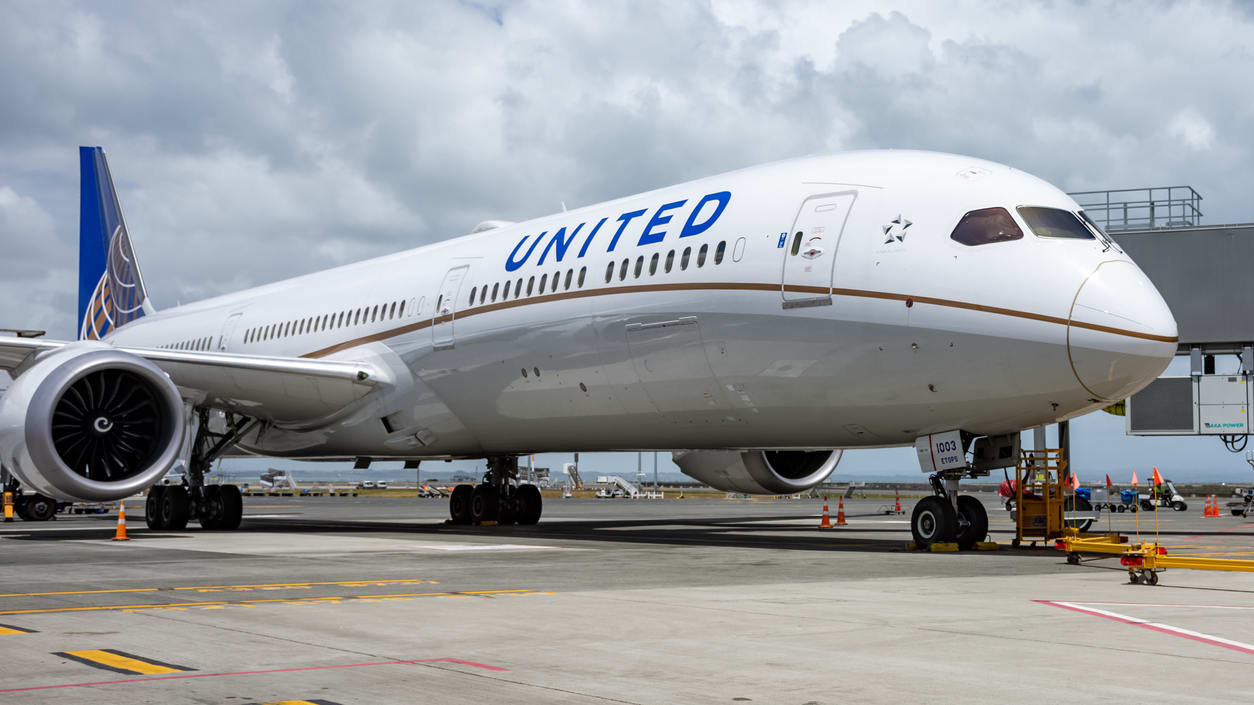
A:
<box><xmin>950</xmin><ymin>207</ymin><xmax>1023</xmax><ymax>246</ymax></box>
<box><xmin>1016</xmin><ymin>206</ymin><xmax>1095</xmax><ymax>240</ymax></box>
<box><xmin>1078</xmin><ymin>210</ymin><xmax>1122</xmax><ymax>252</ymax></box>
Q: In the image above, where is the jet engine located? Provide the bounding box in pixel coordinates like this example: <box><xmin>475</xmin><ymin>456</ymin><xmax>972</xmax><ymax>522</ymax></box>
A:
<box><xmin>0</xmin><ymin>343</ymin><xmax>185</xmax><ymax>502</ymax></box>
<box><xmin>673</xmin><ymin>449</ymin><xmax>842</xmax><ymax>494</ymax></box>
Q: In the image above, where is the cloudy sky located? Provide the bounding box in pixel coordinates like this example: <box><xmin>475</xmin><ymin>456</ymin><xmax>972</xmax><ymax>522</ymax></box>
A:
<box><xmin>2</xmin><ymin>0</ymin><xmax>1253</xmax><ymax>481</ymax></box>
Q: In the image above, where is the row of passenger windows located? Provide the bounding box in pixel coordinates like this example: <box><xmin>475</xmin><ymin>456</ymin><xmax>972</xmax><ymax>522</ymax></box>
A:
<box><xmin>160</xmin><ymin>337</ymin><xmax>212</xmax><ymax>351</ymax></box>
<box><xmin>467</xmin><ymin>241</ymin><xmax>729</xmax><ymax>307</ymax></box>
<box><xmin>468</xmin><ymin>266</ymin><xmax>588</xmax><ymax>307</ymax></box>
<box><xmin>242</xmin><ymin>297</ymin><xmax>424</xmax><ymax>345</ymax></box>
<box><xmin>950</xmin><ymin>206</ymin><xmax>1113</xmax><ymax>247</ymax></box>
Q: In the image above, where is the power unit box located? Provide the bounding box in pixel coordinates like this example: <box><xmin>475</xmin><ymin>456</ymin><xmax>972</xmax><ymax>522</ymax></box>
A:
<box><xmin>1128</xmin><ymin>374</ymin><xmax>1251</xmax><ymax>436</ymax></box>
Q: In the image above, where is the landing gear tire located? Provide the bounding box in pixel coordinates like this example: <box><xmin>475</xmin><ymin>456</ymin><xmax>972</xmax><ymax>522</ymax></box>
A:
<box><xmin>146</xmin><ymin>486</ymin><xmax>167</xmax><ymax>529</ymax></box>
<box><xmin>160</xmin><ymin>486</ymin><xmax>191</xmax><ymax>530</ymax></box>
<box><xmin>953</xmin><ymin>495</ymin><xmax>988</xmax><ymax>550</ymax></box>
<box><xmin>218</xmin><ymin>485</ymin><xmax>243</xmax><ymax>530</ymax></box>
<box><xmin>911</xmin><ymin>496</ymin><xmax>955</xmax><ymax>550</ymax></box>
<box><xmin>198</xmin><ymin>486</ymin><xmax>225</xmax><ymax>530</ymax></box>
<box><xmin>23</xmin><ymin>495</ymin><xmax>56</xmax><ymax>521</ymax></box>
<box><xmin>470</xmin><ymin>484</ymin><xmax>499</xmax><ymax>524</ymax></box>
<box><xmin>516</xmin><ymin>484</ymin><xmax>543</xmax><ymax>525</ymax></box>
<box><xmin>449</xmin><ymin>484</ymin><xmax>473</xmax><ymax>524</ymax></box>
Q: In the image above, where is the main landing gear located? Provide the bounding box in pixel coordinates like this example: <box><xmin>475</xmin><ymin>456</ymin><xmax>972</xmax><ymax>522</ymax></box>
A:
<box><xmin>448</xmin><ymin>456</ymin><xmax>543</xmax><ymax>526</ymax></box>
<box><xmin>145</xmin><ymin>409</ymin><xmax>258</xmax><ymax>531</ymax></box>
<box><xmin>911</xmin><ymin>471</ymin><xmax>989</xmax><ymax>551</ymax></box>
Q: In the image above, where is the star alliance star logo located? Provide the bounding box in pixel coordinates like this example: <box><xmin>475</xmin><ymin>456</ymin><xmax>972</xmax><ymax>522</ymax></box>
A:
<box><xmin>882</xmin><ymin>215</ymin><xmax>912</xmax><ymax>244</ymax></box>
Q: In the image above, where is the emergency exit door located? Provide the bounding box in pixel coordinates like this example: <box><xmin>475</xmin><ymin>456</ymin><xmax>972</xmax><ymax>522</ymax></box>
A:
<box><xmin>432</xmin><ymin>265</ymin><xmax>468</xmax><ymax>350</ymax></box>
<box><xmin>781</xmin><ymin>192</ymin><xmax>856</xmax><ymax>307</ymax></box>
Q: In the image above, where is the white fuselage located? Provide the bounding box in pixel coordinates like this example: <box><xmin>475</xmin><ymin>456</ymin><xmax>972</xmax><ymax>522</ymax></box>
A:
<box><xmin>108</xmin><ymin>151</ymin><xmax>1177</xmax><ymax>459</ymax></box>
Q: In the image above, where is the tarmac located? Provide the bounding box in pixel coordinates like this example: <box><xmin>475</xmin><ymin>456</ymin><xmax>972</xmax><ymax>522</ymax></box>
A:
<box><xmin>2</xmin><ymin>493</ymin><xmax>1252</xmax><ymax>704</ymax></box>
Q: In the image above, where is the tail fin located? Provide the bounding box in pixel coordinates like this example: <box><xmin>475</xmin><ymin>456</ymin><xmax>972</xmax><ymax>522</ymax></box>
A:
<box><xmin>78</xmin><ymin>146</ymin><xmax>154</xmax><ymax>340</ymax></box>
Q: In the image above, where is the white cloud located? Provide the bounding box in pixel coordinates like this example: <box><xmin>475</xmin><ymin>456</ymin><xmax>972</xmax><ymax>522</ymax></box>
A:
<box><xmin>1167</xmin><ymin>108</ymin><xmax>1216</xmax><ymax>152</ymax></box>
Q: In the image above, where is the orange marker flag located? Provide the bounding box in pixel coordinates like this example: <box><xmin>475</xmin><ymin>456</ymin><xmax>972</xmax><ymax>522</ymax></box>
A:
<box><xmin>1130</xmin><ymin>469</ymin><xmax>1138</xmax><ymax>487</ymax></box>
<box><xmin>1071</xmin><ymin>472</ymin><xmax>1080</xmax><ymax>490</ymax></box>
<box><xmin>1105</xmin><ymin>474</ymin><xmax>1112</xmax><ymax>488</ymax></box>
<box><xmin>1152</xmin><ymin>467</ymin><xmax>1163</xmax><ymax>486</ymax></box>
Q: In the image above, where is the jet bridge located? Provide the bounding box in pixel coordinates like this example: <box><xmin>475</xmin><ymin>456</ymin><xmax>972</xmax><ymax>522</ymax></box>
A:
<box><xmin>1070</xmin><ymin>186</ymin><xmax>1254</xmax><ymax>450</ymax></box>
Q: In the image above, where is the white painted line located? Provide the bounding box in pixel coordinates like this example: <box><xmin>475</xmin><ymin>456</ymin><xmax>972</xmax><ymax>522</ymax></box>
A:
<box><xmin>1039</xmin><ymin>600</ymin><xmax>1254</xmax><ymax>655</ymax></box>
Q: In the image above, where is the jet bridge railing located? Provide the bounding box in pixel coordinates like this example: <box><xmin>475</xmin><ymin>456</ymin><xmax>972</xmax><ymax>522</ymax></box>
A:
<box><xmin>1068</xmin><ymin>186</ymin><xmax>1203</xmax><ymax>231</ymax></box>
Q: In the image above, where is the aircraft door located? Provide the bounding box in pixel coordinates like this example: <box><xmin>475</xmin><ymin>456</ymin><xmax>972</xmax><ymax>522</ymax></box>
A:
<box><xmin>217</xmin><ymin>312</ymin><xmax>242</xmax><ymax>352</ymax></box>
<box><xmin>781</xmin><ymin>192</ymin><xmax>856</xmax><ymax>307</ymax></box>
<box><xmin>432</xmin><ymin>265</ymin><xmax>469</xmax><ymax>350</ymax></box>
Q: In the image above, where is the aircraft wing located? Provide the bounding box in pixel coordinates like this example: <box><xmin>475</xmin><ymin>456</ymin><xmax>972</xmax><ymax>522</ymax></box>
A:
<box><xmin>0</xmin><ymin>336</ymin><xmax>383</xmax><ymax>427</ymax></box>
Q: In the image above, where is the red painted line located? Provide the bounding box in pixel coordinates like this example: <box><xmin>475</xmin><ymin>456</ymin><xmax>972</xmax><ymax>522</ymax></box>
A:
<box><xmin>1037</xmin><ymin>600</ymin><xmax>1254</xmax><ymax>655</ymax></box>
<box><xmin>0</xmin><ymin>657</ymin><xmax>507</xmax><ymax>694</ymax></box>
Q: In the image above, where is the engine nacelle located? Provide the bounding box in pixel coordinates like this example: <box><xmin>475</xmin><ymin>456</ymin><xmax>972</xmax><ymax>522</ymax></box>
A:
<box><xmin>673</xmin><ymin>449</ymin><xmax>842</xmax><ymax>494</ymax></box>
<box><xmin>0</xmin><ymin>343</ymin><xmax>185</xmax><ymax>502</ymax></box>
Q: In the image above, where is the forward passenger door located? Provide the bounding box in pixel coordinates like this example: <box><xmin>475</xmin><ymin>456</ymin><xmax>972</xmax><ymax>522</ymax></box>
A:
<box><xmin>781</xmin><ymin>192</ymin><xmax>857</xmax><ymax>307</ymax></box>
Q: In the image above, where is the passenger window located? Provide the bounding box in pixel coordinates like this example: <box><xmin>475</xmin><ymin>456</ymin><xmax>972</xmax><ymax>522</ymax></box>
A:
<box><xmin>371</xmin><ymin>306</ymin><xmax>379</xmax><ymax>323</ymax></box>
<box><xmin>950</xmin><ymin>207</ymin><xmax>1023</xmax><ymax>246</ymax></box>
<box><xmin>578</xmin><ymin>267</ymin><xmax>586</xmax><ymax>287</ymax></box>
<box><xmin>790</xmin><ymin>231</ymin><xmax>803</xmax><ymax>256</ymax></box>
<box><xmin>1017</xmin><ymin>206</ymin><xmax>1095</xmax><ymax>240</ymax></box>
<box><xmin>503</xmin><ymin>281</ymin><xmax>512</xmax><ymax>299</ymax></box>
<box><xmin>634</xmin><ymin>256</ymin><xmax>643</xmax><ymax>278</ymax></box>
<box><xmin>389</xmin><ymin>302</ymin><xmax>397</xmax><ymax>318</ymax></box>
<box><xmin>732</xmin><ymin>237</ymin><xmax>746</xmax><ymax>262</ymax></box>
<box><xmin>665</xmin><ymin>250</ymin><xmax>675</xmax><ymax>273</ymax></box>
<box><xmin>399</xmin><ymin>300</ymin><xmax>405</xmax><ymax>317</ymax></box>
<box><xmin>491</xmin><ymin>282</ymin><xmax>499</xmax><ymax>302</ymax></box>
<box><xmin>551</xmin><ymin>272</ymin><xmax>559</xmax><ymax>292</ymax></box>
<box><xmin>434</xmin><ymin>297</ymin><xmax>441</xmax><ymax>315</ymax></box>
<box><xmin>540</xmin><ymin>273</ymin><xmax>548</xmax><ymax>292</ymax></box>
<box><xmin>714</xmin><ymin>241</ymin><xmax>726</xmax><ymax>264</ymax></box>
<box><xmin>619</xmin><ymin>259</ymin><xmax>629</xmax><ymax>281</ymax></box>
<box><xmin>604</xmin><ymin>263</ymin><xmax>614</xmax><ymax>283</ymax></box>
<box><xmin>515</xmin><ymin>278</ymin><xmax>523</xmax><ymax>297</ymax></box>
<box><xmin>528</xmin><ymin>276</ymin><xmax>536</xmax><ymax>295</ymax></box>
<box><xmin>649</xmin><ymin>252</ymin><xmax>659</xmax><ymax>275</ymax></box>
<box><xmin>479</xmin><ymin>286</ymin><xmax>487</xmax><ymax>305</ymax></box>
<box><xmin>697</xmin><ymin>244</ymin><xmax>708</xmax><ymax>267</ymax></box>
<box><xmin>470</xmin><ymin>286</ymin><xmax>477</xmax><ymax>304</ymax></box>
<box><xmin>564</xmin><ymin>269</ymin><xmax>573</xmax><ymax>289</ymax></box>
<box><xmin>681</xmin><ymin>247</ymin><xmax>691</xmax><ymax>270</ymax></box>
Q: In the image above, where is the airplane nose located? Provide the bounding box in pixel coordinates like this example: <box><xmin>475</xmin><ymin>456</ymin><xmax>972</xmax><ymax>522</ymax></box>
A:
<box><xmin>1067</xmin><ymin>260</ymin><xmax>1177</xmax><ymax>402</ymax></box>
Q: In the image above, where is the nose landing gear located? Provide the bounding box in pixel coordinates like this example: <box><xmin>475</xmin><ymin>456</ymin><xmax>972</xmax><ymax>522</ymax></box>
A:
<box><xmin>448</xmin><ymin>456</ymin><xmax>543</xmax><ymax>526</ymax></box>
<box><xmin>910</xmin><ymin>471</ymin><xmax>989</xmax><ymax>550</ymax></box>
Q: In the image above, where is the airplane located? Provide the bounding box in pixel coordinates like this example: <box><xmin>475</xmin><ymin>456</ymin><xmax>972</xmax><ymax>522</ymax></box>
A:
<box><xmin>0</xmin><ymin>146</ymin><xmax>1176</xmax><ymax>547</ymax></box>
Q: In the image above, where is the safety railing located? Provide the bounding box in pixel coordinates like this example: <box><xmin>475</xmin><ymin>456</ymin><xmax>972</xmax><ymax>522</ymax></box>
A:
<box><xmin>1067</xmin><ymin>186</ymin><xmax>1203</xmax><ymax>231</ymax></box>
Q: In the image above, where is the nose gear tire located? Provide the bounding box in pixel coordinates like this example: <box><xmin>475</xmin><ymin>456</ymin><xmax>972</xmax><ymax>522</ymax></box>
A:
<box><xmin>911</xmin><ymin>496</ymin><xmax>956</xmax><ymax>549</ymax></box>
<box><xmin>953</xmin><ymin>495</ymin><xmax>989</xmax><ymax>550</ymax></box>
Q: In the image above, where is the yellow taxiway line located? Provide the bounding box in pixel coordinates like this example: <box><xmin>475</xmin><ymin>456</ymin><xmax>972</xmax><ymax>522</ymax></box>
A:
<box><xmin>0</xmin><ymin>578</ymin><xmax>437</xmax><ymax>599</ymax></box>
<box><xmin>0</xmin><ymin>588</ymin><xmax>536</xmax><ymax>616</ymax></box>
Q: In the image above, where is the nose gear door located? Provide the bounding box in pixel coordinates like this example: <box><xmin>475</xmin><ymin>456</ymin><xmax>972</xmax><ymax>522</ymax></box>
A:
<box><xmin>781</xmin><ymin>192</ymin><xmax>856</xmax><ymax>308</ymax></box>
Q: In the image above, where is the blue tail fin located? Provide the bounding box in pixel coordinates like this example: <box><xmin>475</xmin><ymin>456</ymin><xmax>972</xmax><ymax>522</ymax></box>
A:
<box><xmin>78</xmin><ymin>146</ymin><xmax>153</xmax><ymax>340</ymax></box>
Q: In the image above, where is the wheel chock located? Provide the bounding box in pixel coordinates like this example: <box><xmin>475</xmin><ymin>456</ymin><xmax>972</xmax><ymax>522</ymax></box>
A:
<box><xmin>480</xmin><ymin>520</ymin><xmax>498</xmax><ymax>527</ymax></box>
<box><xmin>907</xmin><ymin>541</ymin><xmax>918</xmax><ymax>550</ymax></box>
<box><xmin>975</xmin><ymin>541</ymin><xmax>999</xmax><ymax>551</ymax></box>
<box><xmin>929</xmin><ymin>542</ymin><xmax>959</xmax><ymax>552</ymax></box>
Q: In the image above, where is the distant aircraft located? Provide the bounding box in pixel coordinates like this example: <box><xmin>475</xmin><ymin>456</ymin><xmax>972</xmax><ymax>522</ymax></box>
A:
<box><xmin>0</xmin><ymin>147</ymin><xmax>1175</xmax><ymax>547</ymax></box>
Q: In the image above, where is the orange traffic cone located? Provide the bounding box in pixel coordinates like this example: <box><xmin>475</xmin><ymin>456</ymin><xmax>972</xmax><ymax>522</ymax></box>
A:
<box><xmin>1206</xmin><ymin>496</ymin><xmax>1220</xmax><ymax>518</ymax></box>
<box><xmin>819</xmin><ymin>496</ymin><xmax>832</xmax><ymax>529</ymax></box>
<box><xmin>895</xmin><ymin>489</ymin><xmax>902</xmax><ymax>515</ymax></box>
<box><xmin>836</xmin><ymin>496</ymin><xmax>848</xmax><ymax>526</ymax></box>
<box><xmin>111</xmin><ymin>502</ymin><xmax>131</xmax><ymax>541</ymax></box>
